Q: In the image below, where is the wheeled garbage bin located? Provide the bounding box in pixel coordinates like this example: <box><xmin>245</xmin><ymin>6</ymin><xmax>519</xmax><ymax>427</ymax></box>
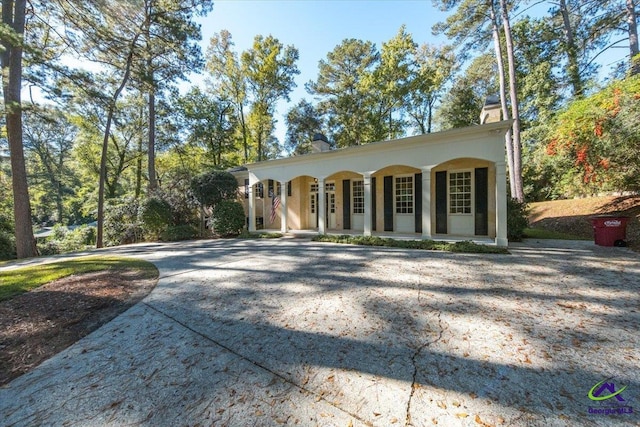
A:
<box><xmin>590</xmin><ymin>215</ymin><xmax>629</xmax><ymax>247</ymax></box>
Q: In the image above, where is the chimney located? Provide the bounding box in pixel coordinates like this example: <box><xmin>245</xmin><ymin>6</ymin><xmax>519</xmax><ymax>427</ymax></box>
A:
<box><xmin>480</xmin><ymin>95</ymin><xmax>502</xmax><ymax>124</ymax></box>
<box><xmin>311</xmin><ymin>133</ymin><xmax>331</xmax><ymax>153</ymax></box>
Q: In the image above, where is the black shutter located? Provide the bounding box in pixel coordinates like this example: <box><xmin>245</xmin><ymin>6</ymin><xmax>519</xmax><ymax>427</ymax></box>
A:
<box><xmin>475</xmin><ymin>167</ymin><xmax>489</xmax><ymax>235</ymax></box>
<box><xmin>435</xmin><ymin>171</ymin><xmax>447</xmax><ymax>234</ymax></box>
<box><xmin>384</xmin><ymin>176</ymin><xmax>393</xmax><ymax>231</ymax></box>
<box><xmin>342</xmin><ymin>179</ymin><xmax>351</xmax><ymax>230</ymax></box>
<box><xmin>415</xmin><ymin>173</ymin><xmax>422</xmax><ymax>233</ymax></box>
<box><xmin>371</xmin><ymin>177</ymin><xmax>377</xmax><ymax>231</ymax></box>
<box><xmin>287</xmin><ymin>181</ymin><xmax>292</xmax><ymax>197</ymax></box>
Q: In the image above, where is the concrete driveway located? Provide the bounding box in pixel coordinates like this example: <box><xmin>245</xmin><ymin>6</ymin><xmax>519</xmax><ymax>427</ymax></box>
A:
<box><xmin>1</xmin><ymin>238</ymin><xmax>639</xmax><ymax>426</ymax></box>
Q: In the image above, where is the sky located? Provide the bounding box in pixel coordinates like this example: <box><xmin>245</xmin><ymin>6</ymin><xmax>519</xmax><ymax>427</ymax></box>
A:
<box><xmin>192</xmin><ymin>0</ymin><xmax>452</xmax><ymax>143</ymax></box>
<box><xmin>191</xmin><ymin>0</ymin><xmax>630</xmax><ymax>145</ymax></box>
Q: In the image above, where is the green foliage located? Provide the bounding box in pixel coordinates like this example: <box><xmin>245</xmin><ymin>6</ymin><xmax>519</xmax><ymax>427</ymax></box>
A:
<box><xmin>238</xmin><ymin>230</ymin><xmax>283</xmax><ymax>239</ymax></box>
<box><xmin>140</xmin><ymin>197</ymin><xmax>173</xmax><ymax>238</ymax></box>
<box><xmin>0</xmin><ymin>256</ymin><xmax>158</xmax><ymax>302</ymax></box>
<box><xmin>312</xmin><ymin>235</ymin><xmax>508</xmax><ymax>253</ymax></box>
<box><xmin>191</xmin><ymin>171</ymin><xmax>238</xmax><ymax>208</ymax></box>
<box><xmin>544</xmin><ymin>75</ymin><xmax>640</xmax><ymax>196</ymax></box>
<box><xmin>0</xmin><ymin>232</ymin><xmax>16</xmax><ymax>260</ymax></box>
<box><xmin>104</xmin><ymin>198</ymin><xmax>144</xmax><ymax>246</ymax></box>
<box><xmin>507</xmin><ymin>198</ymin><xmax>529</xmax><ymax>242</ymax></box>
<box><xmin>37</xmin><ymin>225</ymin><xmax>97</xmax><ymax>255</ymax></box>
<box><xmin>211</xmin><ymin>200</ymin><xmax>245</xmax><ymax>236</ymax></box>
<box><xmin>160</xmin><ymin>224</ymin><xmax>198</xmax><ymax>241</ymax></box>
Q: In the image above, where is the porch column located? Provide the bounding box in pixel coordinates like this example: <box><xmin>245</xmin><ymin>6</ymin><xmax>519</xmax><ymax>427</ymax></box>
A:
<box><xmin>421</xmin><ymin>167</ymin><xmax>432</xmax><ymax>240</ymax></box>
<box><xmin>363</xmin><ymin>173</ymin><xmax>372</xmax><ymax>236</ymax></box>
<box><xmin>317</xmin><ymin>178</ymin><xmax>325</xmax><ymax>234</ymax></box>
<box><xmin>495</xmin><ymin>161</ymin><xmax>508</xmax><ymax>247</ymax></box>
<box><xmin>248</xmin><ymin>183</ymin><xmax>256</xmax><ymax>232</ymax></box>
<box><xmin>280</xmin><ymin>180</ymin><xmax>287</xmax><ymax>233</ymax></box>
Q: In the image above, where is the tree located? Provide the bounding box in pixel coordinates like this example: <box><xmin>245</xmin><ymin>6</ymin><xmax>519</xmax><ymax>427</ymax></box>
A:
<box><xmin>206</xmin><ymin>31</ymin><xmax>250</xmax><ymax>162</ymax></box>
<box><xmin>241</xmin><ymin>34</ymin><xmax>299</xmax><ymax>161</ymax></box>
<box><xmin>436</xmin><ymin>54</ymin><xmax>498</xmax><ymax>129</ymax></box>
<box><xmin>362</xmin><ymin>26</ymin><xmax>415</xmax><ymax>140</ymax></box>
<box><xmin>306</xmin><ymin>38</ymin><xmax>380</xmax><ymax>147</ymax></box>
<box><xmin>499</xmin><ymin>0</ymin><xmax>524</xmax><ymax>201</ymax></box>
<box><xmin>190</xmin><ymin>170</ymin><xmax>238</xmax><ymax>208</ymax></box>
<box><xmin>433</xmin><ymin>0</ymin><xmax>525</xmax><ymax>200</ymax></box>
<box><xmin>1</xmin><ymin>0</ymin><xmax>37</xmax><ymax>258</ymax></box>
<box><xmin>138</xmin><ymin>0</ymin><xmax>213</xmax><ymax>192</ymax></box>
<box><xmin>174</xmin><ymin>87</ymin><xmax>236</xmax><ymax>167</ymax></box>
<box><xmin>406</xmin><ymin>43</ymin><xmax>456</xmax><ymax>134</ymax></box>
<box><xmin>545</xmin><ymin>74</ymin><xmax>640</xmax><ymax>195</ymax></box>
<box><xmin>24</xmin><ymin>107</ymin><xmax>78</xmax><ymax>224</ymax></box>
<box><xmin>284</xmin><ymin>99</ymin><xmax>325</xmax><ymax>155</ymax></box>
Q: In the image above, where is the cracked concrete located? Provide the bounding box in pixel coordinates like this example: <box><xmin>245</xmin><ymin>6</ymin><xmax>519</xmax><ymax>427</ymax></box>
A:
<box><xmin>1</xmin><ymin>238</ymin><xmax>639</xmax><ymax>426</ymax></box>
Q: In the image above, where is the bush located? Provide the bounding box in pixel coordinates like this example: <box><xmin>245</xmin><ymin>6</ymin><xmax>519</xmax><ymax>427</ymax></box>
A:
<box><xmin>507</xmin><ymin>197</ymin><xmax>529</xmax><ymax>242</ymax></box>
<box><xmin>211</xmin><ymin>200</ymin><xmax>245</xmax><ymax>236</ymax></box>
<box><xmin>160</xmin><ymin>224</ymin><xmax>198</xmax><ymax>241</ymax></box>
<box><xmin>36</xmin><ymin>224</ymin><xmax>96</xmax><ymax>255</ymax></box>
<box><xmin>140</xmin><ymin>197</ymin><xmax>173</xmax><ymax>238</ymax></box>
<box><xmin>104</xmin><ymin>198</ymin><xmax>144</xmax><ymax>246</ymax></box>
<box><xmin>0</xmin><ymin>232</ymin><xmax>16</xmax><ymax>260</ymax></box>
<box><xmin>191</xmin><ymin>171</ymin><xmax>238</xmax><ymax>208</ymax></box>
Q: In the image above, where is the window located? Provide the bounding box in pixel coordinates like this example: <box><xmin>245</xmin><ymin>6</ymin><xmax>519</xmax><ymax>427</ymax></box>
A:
<box><xmin>310</xmin><ymin>183</ymin><xmax>318</xmax><ymax>193</ymax></box>
<box><xmin>310</xmin><ymin>193</ymin><xmax>316</xmax><ymax>214</ymax></box>
<box><xmin>352</xmin><ymin>180</ymin><xmax>364</xmax><ymax>214</ymax></box>
<box><xmin>325</xmin><ymin>182</ymin><xmax>335</xmax><ymax>192</ymax></box>
<box><xmin>244</xmin><ymin>179</ymin><xmax>249</xmax><ymax>199</ymax></box>
<box><xmin>256</xmin><ymin>182</ymin><xmax>264</xmax><ymax>198</ymax></box>
<box><xmin>449</xmin><ymin>171</ymin><xmax>472</xmax><ymax>214</ymax></box>
<box><xmin>329</xmin><ymin>193</ymin><xmax>335</xmax><ymax>213</ymax></box>
<box><xmin>395</xmin><ymin>176</ymin><xmax>413</xmax><ymax>214</ymax></box>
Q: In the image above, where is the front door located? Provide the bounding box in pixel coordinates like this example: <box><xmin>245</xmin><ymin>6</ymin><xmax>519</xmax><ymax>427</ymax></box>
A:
<box><xmin>326</xmin><ymin>182</ymin><xmax>336</xmax><ymax>229</ymax></box>
<box><xmin>308</xmin><ymin>191</ymin><xmax>317</xmax><ymax>229</ymax></box>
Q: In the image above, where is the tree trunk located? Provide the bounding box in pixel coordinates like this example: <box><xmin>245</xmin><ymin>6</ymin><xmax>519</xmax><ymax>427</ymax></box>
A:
<box><xmin>628</xmin><ymin>0</ymin><xmax>639</xmax><ymax>75</ymax></box>
<box><xmin>500</xmin><ymin>0</ymin><xmax>525</xmax><ymax>201</ymax></box>
<box><xmin>96</xmin><ymin>32</ymin><xmax>141</xmax><ymax>248</ymax></box>
<box><xmin>147</xmin><ymin>86</ymin><xmax>157</xmax><ymax>191</ymax></box>
<box><xmin>490</xmin><ymin>1</ymin><xmax>516</xmax><ymax>199</ymax></box>
<box><xmin>135</xmin><ymin>104</ymin><xmax>143</xmax><ymax>198</ymax></box>
<box><xmin>2</xmin><ymin>0</ymin><xmax>37</xmax><ymax>258</ymax></box>
<box><xmin>559</xmin><ymin>0</ymin><xmax>583</xmax><ymax>96</ymax></box>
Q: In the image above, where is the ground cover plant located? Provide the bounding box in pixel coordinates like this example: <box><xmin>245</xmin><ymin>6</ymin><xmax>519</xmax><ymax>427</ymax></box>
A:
<box><xmin>312</xmin><ymin>235</ymin><xmax>509</xmax><ymax>254</ymax></box>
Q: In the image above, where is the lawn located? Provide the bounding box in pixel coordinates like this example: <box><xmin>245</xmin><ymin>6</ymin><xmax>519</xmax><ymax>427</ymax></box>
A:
<box><xmin>0</xmin><ymin>256</ymin><xmax>158</xmax><ymax>302</ymax></box>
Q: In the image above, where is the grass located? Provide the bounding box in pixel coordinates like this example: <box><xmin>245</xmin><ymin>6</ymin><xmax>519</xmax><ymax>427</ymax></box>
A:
<box><xmin>0</xmin><ymin>256</ymin><xmax>158</xmax><ymax>302</ymax></box>
<box><xmin>312</xmin><ymin>235</ymin><xmax>509</xmax><ymax>254</ymax></box>
<box><xmin>524</xmin><ymin>227</ymin><xmax>590</xmax><ymax>240</ymax></box>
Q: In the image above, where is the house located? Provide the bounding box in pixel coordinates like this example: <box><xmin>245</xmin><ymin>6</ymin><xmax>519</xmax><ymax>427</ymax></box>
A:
<box><xmin>231</xmin><ymin>103</ymin><xmax>511</xmax><ymax>246</ymax></box>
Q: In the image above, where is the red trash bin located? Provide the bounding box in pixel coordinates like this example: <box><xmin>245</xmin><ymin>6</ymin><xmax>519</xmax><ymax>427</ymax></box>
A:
<box><xmin>590</xmin><ymin>216</ymin><xmax>629</xmax><ymax>247</ymax></box>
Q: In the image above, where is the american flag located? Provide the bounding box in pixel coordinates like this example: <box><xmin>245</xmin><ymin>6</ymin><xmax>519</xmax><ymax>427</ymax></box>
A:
<box><xmin>269</xmin><ymin>190</ymin><xmax>281</xmax><ymax>224</ymax></box>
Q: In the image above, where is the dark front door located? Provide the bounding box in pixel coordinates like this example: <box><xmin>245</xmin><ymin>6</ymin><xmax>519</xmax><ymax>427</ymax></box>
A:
<box><xmin>435</xmin><ymin>171</ymin><xmax>447</xmax><ymax>234</ymax></box>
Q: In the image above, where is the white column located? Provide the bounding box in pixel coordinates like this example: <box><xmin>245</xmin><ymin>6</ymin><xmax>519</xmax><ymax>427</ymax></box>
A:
<box><xmin>421</xmin><ymin>167</ymin><xmax>432</xmax><ymax>240</ymax></box>
<box><xmin>317</xmin><ymin>178</ymin><xmax>325</xmax><ymax>234</ymax></box>
<box><xmin>363</xmin><ymin>173</ymin><xmax>372</xmax><ymax>236</ymax></box>
<box><xmin>495</xmin><ymin>161</ymin><xmax>508</xmax><ymax>247</ymax></box>
<box><xmin>248</xmin><ymin>183</ymin><xmax>256</xmax><ymax>232</ymax></box>
<box><xmin>280</xmin><ymin>180</ymin><xmax>287</xmax><ymax>233</ymax></box>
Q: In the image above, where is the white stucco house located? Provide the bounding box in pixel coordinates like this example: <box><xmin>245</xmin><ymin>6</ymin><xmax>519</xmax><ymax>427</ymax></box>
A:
<box><xmin>231</xmin><ymin>103</ymin><xmax>511</xmax><ymax>246</ymax></box>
